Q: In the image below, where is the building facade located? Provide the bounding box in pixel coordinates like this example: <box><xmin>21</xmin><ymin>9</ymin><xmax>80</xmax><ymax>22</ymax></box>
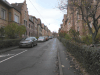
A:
<box><xmin>0</xmin><ymin>0</ymin><xmax>51</xmax><ymax>38</ymax></box>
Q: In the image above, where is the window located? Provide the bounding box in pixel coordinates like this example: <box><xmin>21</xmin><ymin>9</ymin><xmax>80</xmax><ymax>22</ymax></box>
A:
<box><xmin>26</xmin><ymin>21</ymin><xmax>27</xmax><ymax>26</ymax></box>
<box><xmin>24</xmin><ymin>20</ymin><xmax>27</xmax><ymax>26</ymax></box>
<box><xmin>1</xmin><ymin>8</ymin><xmax>6</xmax><ymax>20</ymax></box>
<box><xmin>24</xmin><ymin>20</ymin><xmax>26</xmax><ymax>25</ymax></box>
<box><xmin>14</xmin><ymin>15</ymin><xmax>19</xmax><ymax>23</ymax></box>
<box><xmin>31</xmin><ymin>25</ymin><xmax>32</xmax><ymax>29</ymax></box>
<box><xmin>29</xmin><ymin>24</ymin><xmax>30</xmax><ymax>28</ymax></box>
<box><xmin>9</xmin><ymin>12</ymin><xmax>11</xmax><ymax>21</ymax></box>
<box><xmin>29</xmin><ymin>32</ymin><xmax>30</xmax><ymax>36</ymax></box>
<box><xmin>26</xmin><ymin>31</ymin><xmax>27</xmax><ymax>35</ymax></box>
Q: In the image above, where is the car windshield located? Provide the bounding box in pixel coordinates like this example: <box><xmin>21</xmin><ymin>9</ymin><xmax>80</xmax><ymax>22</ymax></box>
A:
<box><xmin>25</xmin><ymin>37</ymin><xmax>33</xmax><ymax>41</ymax></box>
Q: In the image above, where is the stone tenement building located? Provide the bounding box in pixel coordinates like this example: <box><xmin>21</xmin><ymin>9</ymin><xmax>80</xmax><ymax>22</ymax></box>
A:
<box><xmin>0</xmin><ymin>0</ymin><xmax>52</xmax><ymax>38</ymax></box>
<box><xmin>59</xmin><ymin>0</ymin><xmax>100</xmax><ymax>36</ymax></box>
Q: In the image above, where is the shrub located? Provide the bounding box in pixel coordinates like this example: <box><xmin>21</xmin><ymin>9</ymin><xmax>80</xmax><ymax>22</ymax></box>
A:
<box><xmin>59</xmin><ymin>30</ymin><xmax>67</xmax><ymax>38</ymax></box>
<box><xmin>4</xmin><ymin>23</ymin><xmax>26</xmax><ymax>39</ymax></box>
<box><xmin>95</xmin><ymin>29</ymin><xmax>100</xmax><ymax>43</ymax></box>
<box><xmin>65</xmin><ymin>33</ymin><xmax>71</xmax><ymax>40</ymax></box>
<box><xmin>81</xmin><ymin>34</ymin><xmax>92</xmax><ymax>45</ymax></box>
<box><xmin>0</xmin><ymin>39</ymin><xmax>22</xmax><ymax>49</ymax></box>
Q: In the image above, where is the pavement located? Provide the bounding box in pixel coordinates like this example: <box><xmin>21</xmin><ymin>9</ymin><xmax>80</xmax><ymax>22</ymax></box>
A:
<box><xmin>56</xmin><ymin>39</ymin><xmax>83</xmax><ymax>75</ymax></box>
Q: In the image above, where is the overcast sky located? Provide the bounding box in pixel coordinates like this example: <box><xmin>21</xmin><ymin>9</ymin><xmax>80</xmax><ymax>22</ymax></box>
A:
<box><xmin>7</xmin><ymin>0</ymin><xmax>66</xmax><ymax>32</ymax></box>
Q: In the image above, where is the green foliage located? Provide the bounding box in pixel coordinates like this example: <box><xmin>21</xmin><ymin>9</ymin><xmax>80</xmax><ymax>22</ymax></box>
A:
<box><xmin>18</xmin><ymin>25</ymin><xmax>26</xmax><ymax>37</ymax></box>
<box><xmin>0</xmin><ymin>27</ymin><xmax>5</xmax><ymax>38</ymax></box>
<box><xmin>69</xmin><ymin>27</ymin><xmax>82</xmax><ymax>43</ymax></box>
<box><xmin>95</xmin><ymin>29</ymin><xmax>100</xmax><ymax>43</ymax></box>
<box><xmin>59</xmin><ymin>30</ymin><xmax>67</xmax><ymax>38</ymax></box>
<box><xmin>81</xmin><ymin>34</ymin><xmax>92</xmax><ymax>45</ymax></box>
<box><xmin>65</xmin><ymin>33</ymin><xmax>71</xmax><ymax>40</ymax></box>
<box><xmin>69</xmin><ymin>28</ymin><xmax>79</xmax><ymax>38</ymax></box>
<box><xmin>4</xmin><ymin>23</ymin><xmax>26</xmax><ymax>39</ymax></box>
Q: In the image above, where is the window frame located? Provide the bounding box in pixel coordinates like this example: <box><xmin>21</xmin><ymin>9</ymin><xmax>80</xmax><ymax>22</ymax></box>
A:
<box><xmin>1</xmin><ymin>8</ymin><xmax>6</xmax><ymax>20</ymax></box>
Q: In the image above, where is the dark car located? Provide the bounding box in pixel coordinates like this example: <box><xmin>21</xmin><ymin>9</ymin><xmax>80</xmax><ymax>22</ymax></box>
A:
<box><xmin>19</xmin><ymin>37</ymin><xmax>37</xmax><ymax>48</ymax></box>
<box><xmin>38</xmin><ymin>36</ymin><xmax>46</xmax><ymax>42</ymax></box>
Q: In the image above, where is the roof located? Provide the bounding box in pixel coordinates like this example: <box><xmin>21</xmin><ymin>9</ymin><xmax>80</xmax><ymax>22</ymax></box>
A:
<box><xmin>11</xmin><ymin>3</ymin><xmax>23</xmax><ymax>12</ymax></box>
<box><xmin>1</xmin><ymin>0</ymin><xmax>12</xmax><ymax>7</ymax></box>
<box><xmin>0</xmin><ymin>0</ymin><xmax>21</xmax><ymax>13</ymax></box>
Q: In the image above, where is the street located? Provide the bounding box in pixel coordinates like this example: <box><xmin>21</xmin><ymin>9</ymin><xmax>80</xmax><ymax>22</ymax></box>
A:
<box><xmin>0</xmin><ymin>38</ymin><xmax>58</xmax><ymax>75</ymax></box>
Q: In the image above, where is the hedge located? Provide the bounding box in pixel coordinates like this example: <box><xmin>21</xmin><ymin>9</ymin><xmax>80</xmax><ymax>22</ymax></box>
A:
<box><xmin>0</xmin><ymin>39</ymin><xmax>22</xmax><ymax>49</ymax></box>
<box><xmin>58</xmin><ymin>37</ymin><xmax>100</xmax><ymax>75</ymax></box>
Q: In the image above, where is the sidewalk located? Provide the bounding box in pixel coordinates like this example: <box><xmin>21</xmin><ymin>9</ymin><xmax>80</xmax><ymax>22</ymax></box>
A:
<box><xmin>57</xmin><ymin>39</ymin><xmax>82</xmax><ymax>75</ymax></box>
<box><xmin>0</xmin><ymin>46</ymin><xmax>19</xmax><ymax>54</ymax></box>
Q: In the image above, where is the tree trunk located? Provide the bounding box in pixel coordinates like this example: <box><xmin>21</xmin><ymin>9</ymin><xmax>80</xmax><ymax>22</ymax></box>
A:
<box><xmin>92</xmin><ymin>32</ymin><xmax>97</xmax><ymax>44</ymax></box>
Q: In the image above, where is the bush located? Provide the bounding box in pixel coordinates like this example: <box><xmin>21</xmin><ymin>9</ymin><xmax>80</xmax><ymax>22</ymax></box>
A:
<box><xmin>58</xmin><ymin>37</ymin><xmax>100</xmax><ymax>75</ymax></box>
<box><xmin>0</xmin><ymin>39</ymin><xmax>22</xmax><ymax>49</ymax></box>
<box><xmin>59</xmin><ymin>30</ymin><xmax>67</xmax><ymax>38</ymax></box>
<box><xmin>95</xmin><ymin>30</ymin><xmax>100</xmax><ymax>43</ymax></box>
<box><xmin>65</xmin><ymin>34</ymin><xmax>71</xmax><ymax>40</ymax></box>
<box><xmin>81</xmin><ymin>35</ymin><xmax>92</xmax><ymax>45</ymax></box>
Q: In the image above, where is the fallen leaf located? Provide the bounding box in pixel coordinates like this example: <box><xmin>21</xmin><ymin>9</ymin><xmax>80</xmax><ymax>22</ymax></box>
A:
<box><xmin>66</xmin><ymin>58</ymin><xmax>68</xmax><ymax>60</ymax></box>
<box><xmin>70</xmin><ymin>66</ymin><xmax>73</xmax><ymax>67</ymax></box>
<box><xmin>62</xmin><ymin>65</ymin><xmax>65</xmax><ymax>67</ymax></box>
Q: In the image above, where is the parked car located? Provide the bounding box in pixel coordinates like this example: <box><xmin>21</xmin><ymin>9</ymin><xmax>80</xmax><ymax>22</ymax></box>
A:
<box><xmin>19</xmin><ymin>37</ymin><xmax>37</xmax><ymax>48</ymax></box>
<box><xmin>38</xmin><ymin>36</ymin><xmax>46</xmax><ymax>42</ymax></box>
<box><xmin>45</xmin><ymin>36</ymin><xmax>49</xmax><ymax>41</ymax></box>
<box><xmin>49</xmin><ymin>36</ymin><xmax>52</xmax><ymax>39</ymax></box>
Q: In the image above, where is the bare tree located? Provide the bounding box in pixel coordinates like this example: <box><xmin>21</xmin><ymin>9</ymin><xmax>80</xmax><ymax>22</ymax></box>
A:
<box><xmin>59</xmin><ymin>0</ymin><xmax>100</xmax><ymax>44</ymax></box>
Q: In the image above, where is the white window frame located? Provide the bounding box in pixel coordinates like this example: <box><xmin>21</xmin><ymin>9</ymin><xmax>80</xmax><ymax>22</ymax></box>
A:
<box><xmin>14</xmin><ymin>14</ymin><xmax>19</xmax><ymax>23</ymax></box>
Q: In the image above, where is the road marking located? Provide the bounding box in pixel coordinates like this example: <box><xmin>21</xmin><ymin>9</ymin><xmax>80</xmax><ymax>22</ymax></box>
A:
<box><xmin>0</xmin><ymin>54</ymin><xmax>14</xmax><ymax>57</ymax></box>
<box><xmin>0</xmin><ymin>50</ymin><xmax>27</xmax><ymax>64</ymax></box>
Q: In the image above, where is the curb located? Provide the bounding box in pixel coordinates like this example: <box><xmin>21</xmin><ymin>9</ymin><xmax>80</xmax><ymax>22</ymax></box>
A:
<box><xmin>57</xmin><ymin>49</ymin><xmax>63</xmax><ymax>75</ymax></box>
<box><xmin>0</xmin><ymin>46</ymin><xmax>19</xmax><ymax>54</ymax></box>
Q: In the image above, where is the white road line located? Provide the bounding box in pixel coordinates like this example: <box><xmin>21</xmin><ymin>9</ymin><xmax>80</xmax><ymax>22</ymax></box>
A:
<box><xmin>0</xmin><ymin>50</ymin><xmax>27</xmax><ymax>64</ymax></box>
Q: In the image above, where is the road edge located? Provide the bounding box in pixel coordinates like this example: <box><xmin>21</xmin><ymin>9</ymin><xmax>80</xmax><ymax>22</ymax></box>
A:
<box><xmin>57</xmin><ymin>47</ymin><xmax>63</xmax><ymax>75</ymax></box>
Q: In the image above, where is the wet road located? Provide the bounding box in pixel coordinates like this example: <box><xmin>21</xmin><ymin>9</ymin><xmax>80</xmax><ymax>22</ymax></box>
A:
<box><xmin>0</xmin><ymin>38</ymin><xmax>58</xmax><ymax>75</ymax></box>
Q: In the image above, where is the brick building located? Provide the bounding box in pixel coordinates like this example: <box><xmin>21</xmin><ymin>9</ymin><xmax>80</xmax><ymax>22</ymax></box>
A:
<box><xmin>0</xmin><ymin>0</ymin><xmax>51</xmax><ymax>38</ymax></box>
<box><xmin>37</xmin><ymin>18</ymin><xmax>42</xmax><ymax>37</ymax></box>
<box><xmin>0</xmin><ymin>0</ymin><xmax>21</xmax><ymax>27</ymax></box>
<box><xmin>59</xmin><ymin>0</ymin><xmax>100</xmax><ymax>36</ymax></box>
<box><xmin>42</xmin><ymin>23</ymin><xmax>45</xmax><ymax>36</ymax></box>
<box><xmin>29</xmin><ymin>15</ymin><xmax>38</xmax><ymax>37</ymax></box>
<box><xmin>11</xmin><ymin>0</ymin><xmax>30</xmax><ymax>37</ymax></box>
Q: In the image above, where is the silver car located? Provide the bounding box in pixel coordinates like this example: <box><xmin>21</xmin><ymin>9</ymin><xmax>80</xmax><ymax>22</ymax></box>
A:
<box><xmin>19</xmin><ymin>37</ymin><xmax>37</xmax><ymax>48</ymax></box>
<box><xmin>38</xmin><ymin>36</ymin><xmax>46</xmax><ymax>42</ymax></box>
